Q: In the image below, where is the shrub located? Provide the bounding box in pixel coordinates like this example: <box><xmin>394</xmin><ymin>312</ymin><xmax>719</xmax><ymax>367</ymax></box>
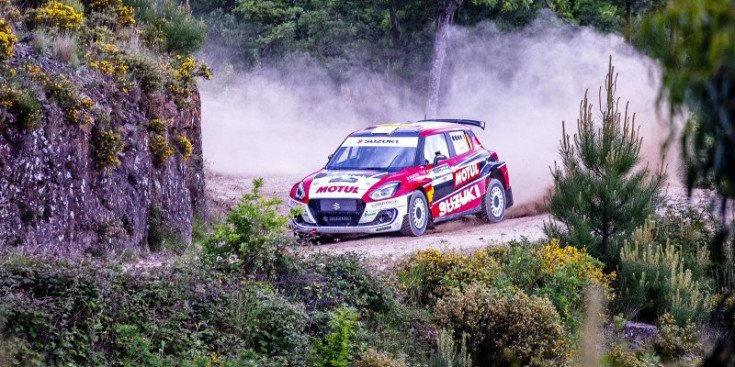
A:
<box><xmin>355</xmin><ymin>349</ymin><xmax>408</xmax><ymax>367</ymax></box>
<box><xmin>314</xmin><ymin>307</ymin><xmax>359</xmax><ymax>367</ymax></box>
<box><xmin>435</xmin><ymin>285</ymin><xmax>568</xmax><ymax>366</ymax></box>
<box><xmin>92</xmin><ymin>127</ymin><xmax>125</xmax><ymax>170</ymax></box>
<box><xmin>545</xmin><ymin>57</ymin><xmax>665</xmax><ymax>263</ymax></box>
<box><xmin>396</xmin><ymin>248</ymin><xmax>501</xmax><ymax>305</ymax></box>
<box><xmin>32</xmin><ymin>1</ymin><xmax>84</xmax><ymax>30</ymax></box>
<box><xmin>175</xmin><ymin>135</ymin><xmax>192</xmax><ymax>159</ymax></box>
<box><xmin>618</xmin><ymin>218</ymin><xmax>712</xmax><ymax>323</ymax></box>
<box><xmin>24</xmin><ymin>64</ymin><xmax>94</xmax><ymax>125</ymax></box>
<box><xmin>0</xmin><ymin>19</ymin><xmax>17</xmax><ymax>61</ymax></box>
<box><xmin>148</xmin><ymin>133</ymin><xmax>173</xmax><ymax>165</ymax></box>
<box><xmin>305</xmin><ymin>253</ymin><xmax>394</xmax><ymax>313</ymax></box>
<box><xmin>155</xmin><ymin>2</ymin><xmax>205</xmax><ymax>55</ymax></box>
<box><xmin>653</xmin><ymin>313</ymin><xmax>701</xmax><ymax>363</ymax></box>
<box><xmin>202</xmin><ymin>178</ymin><xmax>294</xmax><ymax>277</ymax></box>
<box><xmin>0</xmin><ymin>84</ymin><xmax>42</xmax><ymax>129</ymax></box>
<box><xmin>498</xmin><ymin>239</ymin><xmax>614</xmax><ymax>328</ymax></box>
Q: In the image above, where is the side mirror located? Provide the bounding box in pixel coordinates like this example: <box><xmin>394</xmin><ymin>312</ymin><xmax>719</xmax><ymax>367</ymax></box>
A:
<box><xmin>433</xmin><ymin>153</ymin><xmax>448</xmax><ymax>167</ymax></box>
<box><xmin>328</xmin><ymin>154</ymin><xmax>333</xmax><ymax>161</ymax></box>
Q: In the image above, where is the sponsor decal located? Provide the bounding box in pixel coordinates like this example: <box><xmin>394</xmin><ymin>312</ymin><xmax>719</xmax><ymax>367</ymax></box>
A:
<box><xmin>438</xmin><ymin>183</ymin><xmax>482</xmax><ymax>216</ymax></box>
<box><xmin>368</xmin><ymin>198</ymin><xmax>402</xmax><ymax>210</ymax></box>
<box><xmin>315</xmin><ymin>185</ymin><xmax>359</xmax><ymax>194</ymax></box>
<box><xmin>453</xmin><ymin>162</ymin><xmax>481</xmax><ymax>188</ymax></box>
<box><xmin>342</xmin><ymin>137</ymin><xmax>418</xmax><ymax>147</ymax></box>
<box><xmin>329</xmin><ymin>176</ymin><xmax>359</xmax><ymax>183</ymax></box>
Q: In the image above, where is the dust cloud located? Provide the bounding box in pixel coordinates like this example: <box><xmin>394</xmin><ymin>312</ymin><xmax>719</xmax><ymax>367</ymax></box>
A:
<box><xmin>200</xmin><ymin>11</ymin><xmax>678</xmax><ymax>211</ymax></box>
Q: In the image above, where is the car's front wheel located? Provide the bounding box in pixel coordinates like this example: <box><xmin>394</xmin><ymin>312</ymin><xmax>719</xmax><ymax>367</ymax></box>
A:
<box><xmin>400</xmin><ymin>191</ymin><xmax>429</xmax><ymax>236</ymax></box>
<box><xmin>478</xmin><ymin>178</ymin><xmax>506</xmax><ymax>223</ymax></box>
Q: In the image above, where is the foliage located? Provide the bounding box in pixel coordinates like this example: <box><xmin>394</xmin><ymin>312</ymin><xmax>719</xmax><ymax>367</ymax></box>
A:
<box><xmin>86</xmin><ymin>42</ymin><xmax>131</xmax><ymax>89</ymax></box>
<box><xmin>92</xmin><ymin>127</ymin><xmax>125</xmax><ymax>170</ymax></box>
<box><xmin>429</xmin><ymin>329</ymin><xmax>472</xmax><ymax>367</ymax></box>
<box><xmin>653</xmin><ymin>313</ymin><xmax>701</xmax><ymax>363</ymax></box>
<box><xmin>176</xmin><ymin>135</ymin><xmax>193</xmax><ymax>159</ymax></box>
<box><xmin>202</xmin><ymin>178</ymin><xmax>293</xmax><ymax>277</ymax></box>
<box><xmin>24</xmin><ymin>63</ymin><xmax>95</xmax><ymax>125</ymax></box>
<box><xmin>545</xmin><ymin>57</ymin><xmax>665</xmax><ymax>263</ymax></box>
<box><xmin>639</xmin><ymin>0</ymin><xmax>735</xmax><ymax>202</ymax></box>
<box><xmin>396</xmin><ymin>248</ymin><xmax>501</xmax><ymax>305</ymax></box>
<box><xmin>31</xmin><ymin>1</ymin><xmax>84</xmax><ymax>30</ymax></box>
<box><xmin>0</xmin><ymin>83</ymin><xmax>42</xmax><ymax>129</ymax></box>
<box><xmin>355</xmin><ymin>348</ymin><xmax>408</xmax><ymax>367</ymax></box>
<box><xmin>129</xmin><ymin>0</ymin><xmax>205</xmax><ymax>55</ymax></box>
<box><xmin>314</xmin><ymin>308</ymin><xmax>359</xmax><ymax>367</ymax></box>
<box><xmin>435</xmin><ymin>284</ymin><xmax>568</xmax><ymax>366</ymax></box>
<box><xmin>304</xmin><ymin>253</ymin><xmax>395</xmax><ymax>313</ymax></box>
<box><xmin>0</xmin><ymin>256</ymin><xmax>316</xmax><ymax>366</ymax></box>
<box><xmin>168</xmin><ymin>54</ymin><xmax>211</xmax><ymax>106</ymax></box>
<box><xmin>0</xmin><ymin>20</ymin><xmax>16</xmax><ymax>61</ymax></box>
<box><xmin>148</xmin><ymin>133</ymin><xmax>174</xmax><ymax>165</ymax></box>
<box><xmin>618</xmin><ymin>218</ymin><xmax>712</xmax><ymax>324</ymax></box>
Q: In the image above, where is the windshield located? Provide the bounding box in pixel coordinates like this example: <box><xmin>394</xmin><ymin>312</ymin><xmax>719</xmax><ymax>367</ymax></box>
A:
<box><xmin>326</xmin><ymin>137</ymin><xmax>418</xmax><ymax>171</ymax></box>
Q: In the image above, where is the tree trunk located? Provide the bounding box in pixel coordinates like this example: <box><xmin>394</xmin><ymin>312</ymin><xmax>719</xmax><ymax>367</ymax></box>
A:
<box><xmin>425</xmin><ymin>0</ymin><xmax>461</xmax><ymax>118</ymax></box>
<box><xmin>389</xmin><ymin>0</ymin><xmax>401</xmax><ymax>46</ymax></box>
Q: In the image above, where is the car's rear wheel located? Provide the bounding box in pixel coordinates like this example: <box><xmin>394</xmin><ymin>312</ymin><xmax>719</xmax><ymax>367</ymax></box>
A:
<box><xmin>478</xmin><ymin>178</ymin><xmax>506</xmax><ymax>223</ymax></box>
<box><xmin>400</xmin><ymin>191</ymin><xmax>429</xmax><ymax>236</ymax></box>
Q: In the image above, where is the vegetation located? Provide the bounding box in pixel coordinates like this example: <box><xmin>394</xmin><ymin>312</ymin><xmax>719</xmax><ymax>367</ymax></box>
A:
<box><xmin>545</xmin><ymin>57</ymin><xmax>665</xmax><ymax>264</ymax></box>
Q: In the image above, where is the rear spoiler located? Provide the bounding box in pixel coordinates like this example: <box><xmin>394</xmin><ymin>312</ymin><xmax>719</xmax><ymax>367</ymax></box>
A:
<box><xmin>419</xmin><ymin>119</ymin><xmax>486</xmax><ymax>130</ymax></box>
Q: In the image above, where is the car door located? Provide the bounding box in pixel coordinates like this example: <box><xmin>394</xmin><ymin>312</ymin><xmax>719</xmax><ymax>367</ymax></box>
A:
<box><xmin>421</xmin><ymin>133</ymin><xmax>453</xmax><ymax>204</ymax></box>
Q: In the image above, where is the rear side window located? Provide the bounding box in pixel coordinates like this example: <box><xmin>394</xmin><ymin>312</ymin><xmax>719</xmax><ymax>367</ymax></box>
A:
<box><xmin>423</xmin><ymin>134</ymin><xmax>450</xmax><ymax>164</ymax></box>
<box><xmin>449</xmin><ymin>131</ymin><xmax>472</xmax><ymax>156</ymax></box>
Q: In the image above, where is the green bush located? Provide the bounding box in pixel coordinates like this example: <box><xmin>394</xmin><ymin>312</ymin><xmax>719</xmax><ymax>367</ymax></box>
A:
<box><xmin>304</xmin><ymin>253</ymin><xmax>395</xmax><ymax>313</ymax></box>
<box><xmin>497</xmin><ymin>239</ymin><xmax>614</xmax><ymax>328</ymax></box>
<box><xmin>128</xmin><ymin>0</ymin><xmax>205</xmax><ymax>55</ymax></box>
<box><xmin>0</xmin><ymin>256</ymin><xmax>313</xmax><ymax>366</ymax></box>
<box><xmin>0</xmin><ymin>84</ymin><xmax>42</xmax><ymax>130</ymax></box>
<box><xmin>435</xmin><ymin>285</ymin><xmax>568</xmax><ymax>366</ymax></box>
<box><xmin>91</xmin><ymin>127</ymin><xmax>125</xmax><ymax>170</ymax></box>
<box><xmin>314</xmin><ymin>307</ymin><xmax>359</xmax><ymax>367</ymax></box>
<box><xmin>617</xmin><ymin>217</ymin><xmax>712</xmax><ymax>323</ymax></box>
<box><xmin>202</xmin><ymin>178</ymin><xmax>294</xmax><ymax>277</ymax></box>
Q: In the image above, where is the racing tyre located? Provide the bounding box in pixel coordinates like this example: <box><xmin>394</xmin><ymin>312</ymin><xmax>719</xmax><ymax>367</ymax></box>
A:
<box><xmin>400</xmin><ymin>191</ymin><xmax>429</xmax><ymax>236</ymax></box>
<box><xmin>478</xmin><ymin>178</ymin><xmax>506</xmax><ymax>223</ymax></box>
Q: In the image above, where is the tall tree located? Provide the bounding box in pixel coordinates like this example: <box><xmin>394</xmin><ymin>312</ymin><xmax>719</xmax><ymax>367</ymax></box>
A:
<box><xmin>545</xmin><ymin>57</ymin><xmax>665</xmax><ymax>263</ymax></box>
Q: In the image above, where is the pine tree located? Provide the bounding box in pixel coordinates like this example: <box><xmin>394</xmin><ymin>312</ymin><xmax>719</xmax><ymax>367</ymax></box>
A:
<box><xmin>545</xmin><ymin>57</ymin><xmax>665</xmax><ymax>263</ymax></box>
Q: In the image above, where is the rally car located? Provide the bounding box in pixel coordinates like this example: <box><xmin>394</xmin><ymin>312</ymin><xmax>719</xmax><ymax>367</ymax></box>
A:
<box><xmin>288</xmin><ymin>119</ymin><xmax>513</xmax><ymax>237</ymax></box>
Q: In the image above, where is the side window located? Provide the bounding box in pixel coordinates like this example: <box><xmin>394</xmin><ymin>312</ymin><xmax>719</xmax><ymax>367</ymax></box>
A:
<box><xmin>449</xmin><ymin>131</ymin><xmax>471</xmax><ymax>156</ymax></box>
<box><xmin>423</xmin><ymin>134</ymin><xmax>450</xmax><ymax>164</ymax></box>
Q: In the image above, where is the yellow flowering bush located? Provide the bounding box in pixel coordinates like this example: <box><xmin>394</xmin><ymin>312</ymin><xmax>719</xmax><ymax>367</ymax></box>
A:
<box><xmin>175</xmin><ymin>135</ymin><xmax>192</xmax><ymax>160</ymax></box>
<box><xmin>23</xmin><ymin>63</ymin><xmax>94</xmax><ymax>125</ymax></box>
<box><xmin>116</xmin><ymin>5</ymin><xmax>135</xmax><ymax>26</ymax></box>
<box><xmin>86</xmin><ymin>43</ymin><xmax>131</xmax><ymax>90</ymax></box>
<box><xmin>396</xmin><ymin>248</ymin><xmax>501</xmax><ymax>305</ymax></box>
<box><xmin>83</xmin><ymin>0</ymin><xmax>122</xmax><ymax>12</ymax></box>
<box><xmin>34</xmin><ymin>1</ymin><xmax>84</xmax><ymax>31</ymax></box>
<box><xmin>537</xmin><ymin>239</ymin><xmax>615</xmax><ymax>291</ymax></box>
<box><xmin>148</xmin><ymin>118</ymin><xmax>168</xmax><ymax>134</ymax></box>
<box><xmin>92</xmin><ymin>128</ymin><xmax>124</xmax><ymax>170</ymax></box>
<box><xmin>168</xmin><ymin>55</ymin><xmax>211</xmax><ymax>106</ymax></box>
<box><xmin>0</xmin><ymin>20</ymin><xmax>17</xmax><ymax>62</ymax></box>
<box><xmin>149</xmin><ymin>133</ymin><xmax>173</xmax><ymax>165</ymax></box>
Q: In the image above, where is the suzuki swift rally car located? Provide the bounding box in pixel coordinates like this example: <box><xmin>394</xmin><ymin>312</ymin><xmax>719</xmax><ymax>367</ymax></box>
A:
<box><xmin>288</xmin><ymin>119</ymin><xmax>513</xmax><ymax>237</ymax></box>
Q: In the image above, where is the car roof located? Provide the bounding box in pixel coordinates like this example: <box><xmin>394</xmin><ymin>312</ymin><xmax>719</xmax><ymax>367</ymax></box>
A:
<box><xmin>350</xmin><ymin>121</ymin><xmax>472</xmax><ymax>138</ymax></box>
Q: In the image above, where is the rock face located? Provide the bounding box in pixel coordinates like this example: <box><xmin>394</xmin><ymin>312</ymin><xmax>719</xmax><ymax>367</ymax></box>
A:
<box><xmin>0</xmin><ymin>49</ymin><xmax>205</xmax><ymax>255</ymax></box>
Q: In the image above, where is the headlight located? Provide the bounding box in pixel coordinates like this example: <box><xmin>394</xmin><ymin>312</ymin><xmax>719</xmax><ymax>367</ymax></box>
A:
<box><xmin>295</xmin><ymin>182</ymin><xmax>306</xmax><ymax>200</ymax></box>
<box><xmin>369</xmin><ymin>182</ymin><xmax>400</xmax><ymax>201</ymax></box>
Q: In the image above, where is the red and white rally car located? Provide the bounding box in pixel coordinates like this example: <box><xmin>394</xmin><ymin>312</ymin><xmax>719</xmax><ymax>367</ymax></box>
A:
<box><xmin>288</xmin><ymin>119</ymin><xmax>513</xmax><ymax>237</ymax></box>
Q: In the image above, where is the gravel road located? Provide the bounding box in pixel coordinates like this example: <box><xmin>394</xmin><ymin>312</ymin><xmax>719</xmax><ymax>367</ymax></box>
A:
<box><xmin>206</xmin><ymin>171</ymin><xmax>551</xmax><ymax>260</ymax></box>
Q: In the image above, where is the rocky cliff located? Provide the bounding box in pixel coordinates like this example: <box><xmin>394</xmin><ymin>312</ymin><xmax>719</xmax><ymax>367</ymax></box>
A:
<box><xmin>0</xmin><ymin>43</ymin><xmax>207</xmax><ymax>255</ymax></box>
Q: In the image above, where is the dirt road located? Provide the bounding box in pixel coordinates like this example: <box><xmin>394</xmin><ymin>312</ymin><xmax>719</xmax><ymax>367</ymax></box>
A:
<box><xmin>206</xmin><ymin>171</ymin><xmax>549</xmax><ymax>260</ymax></box>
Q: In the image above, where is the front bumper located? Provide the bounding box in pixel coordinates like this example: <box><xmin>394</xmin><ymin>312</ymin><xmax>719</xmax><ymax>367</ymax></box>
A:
<box><xmin>288</xmin><ymin>195</ymin><xmax>408</xmax><ymax>234</ymax></box>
